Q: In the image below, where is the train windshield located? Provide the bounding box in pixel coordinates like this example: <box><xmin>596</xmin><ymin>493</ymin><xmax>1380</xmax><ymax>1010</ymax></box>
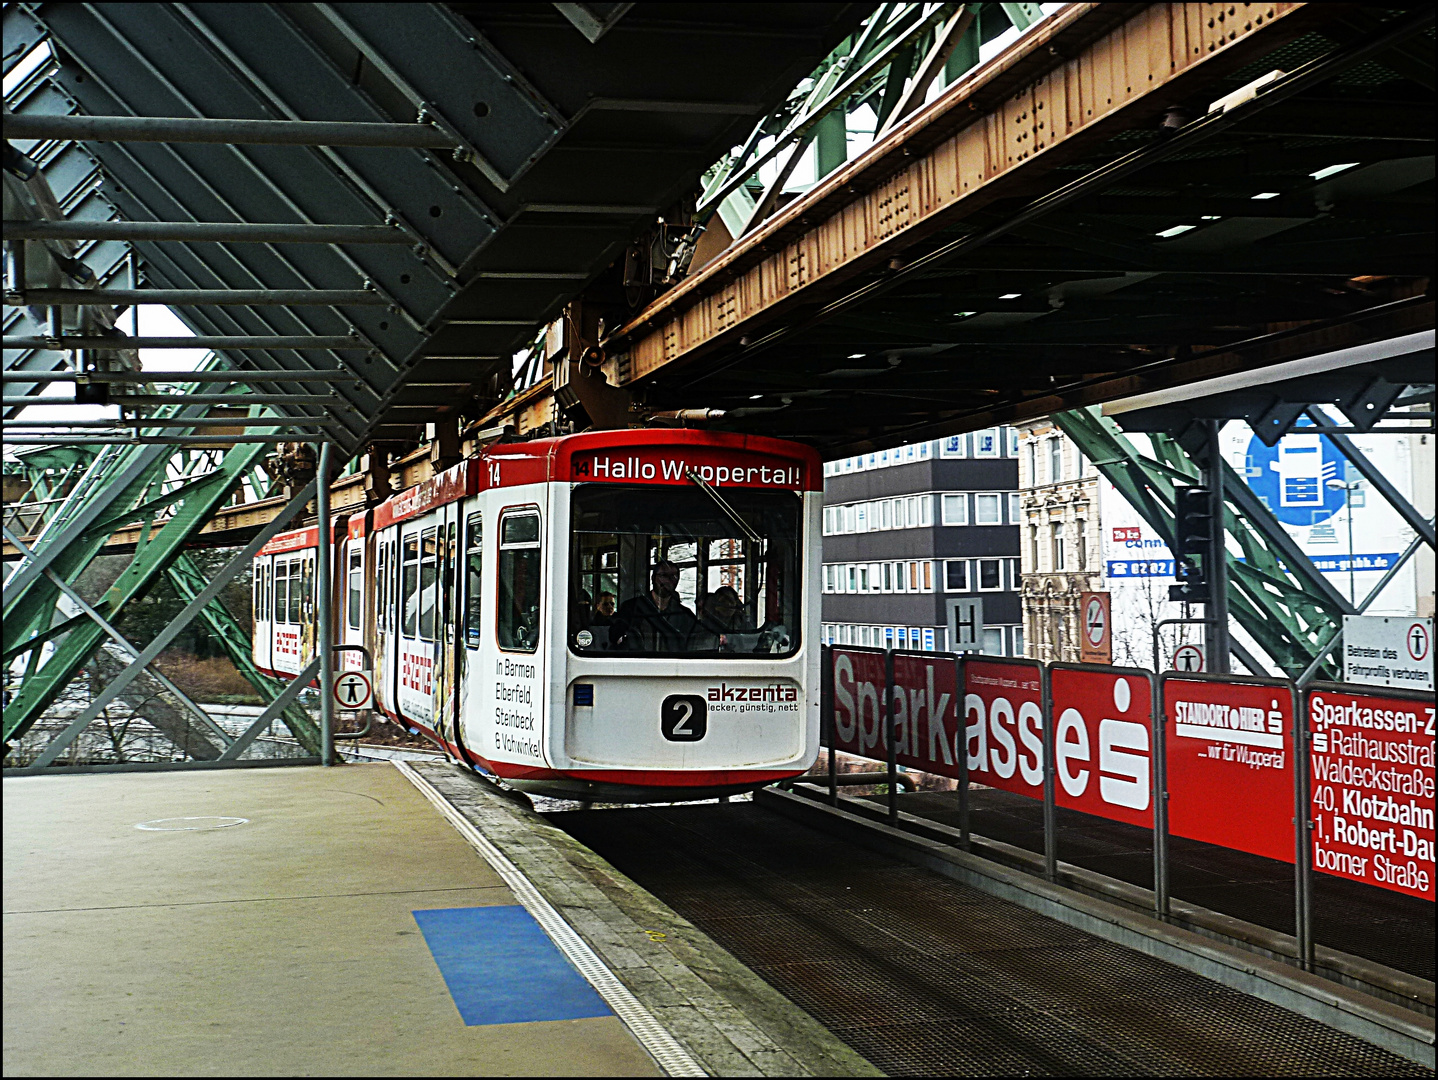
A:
<box><xmin>569</xmin><ymin>483</ymin><xmax>801</xmax><ymax>658</ymax></box>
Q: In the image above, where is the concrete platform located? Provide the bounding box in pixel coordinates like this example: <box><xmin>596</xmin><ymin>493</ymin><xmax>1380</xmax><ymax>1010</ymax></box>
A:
<box><xmin>3</xmin><ymin>764</ymin><xmax>658</xmax><ymax>1077</ymax></box>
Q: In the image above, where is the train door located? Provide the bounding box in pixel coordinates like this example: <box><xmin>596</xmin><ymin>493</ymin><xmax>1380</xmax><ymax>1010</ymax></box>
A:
<box><xmin>432</xmin><ymin>503</ymin><xmax>462</xmax><ymax>754</ymax></box>
<box><xmin>273</xmin><ymin>555</ymin><xmax>301</xmax><ymax>676</ymax></box>
<box><xmin>252</xmin><ymin>554</ymin><xmax>269</xmax><ymax>675</ymax></box>
<box><xmin>397</xmin><ymin>518</ymin><xmax>438</xmax><ymax>726</ymax></box>
<box><xmin>456</xmin><ymin>504</ymin><xmax>483</xmax><ymax>763</ymax></box>
<box><xmin>373</xmin><ymin>529</ymin><xmax>395</xmax><ymax>718</ymax></box>
<box><xmin>342</xmin><ymin>538</ymin><xmax>364</xmax><ymax>672</ymax></box>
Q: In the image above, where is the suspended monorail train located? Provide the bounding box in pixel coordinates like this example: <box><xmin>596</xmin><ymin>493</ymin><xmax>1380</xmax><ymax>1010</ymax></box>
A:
<box><xmin>252</xmin><ymin>429</ymin><xmax>823</xmax><ymax>800</ymax></box>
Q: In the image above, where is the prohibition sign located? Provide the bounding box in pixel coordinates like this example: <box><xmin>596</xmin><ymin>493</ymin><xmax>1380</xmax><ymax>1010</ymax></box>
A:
<box><xmin>1085</xmin><ymin>596</ymin><xmax>1106</xmax><ymax>647</ymax></box>
<box><xmin>1407</xmin><ymin>622</ymin><xmax>1430</xmax><ymax>663</ymax></box>
<box><xmin>1172</xmin><ymin>644</ymin><xmax>1204</xmax><ymax>673</ymax></box>
<box><xmin>334</xmin><ymin>670</ymin><xmax>373</xmax><ymax>710</ymax></box>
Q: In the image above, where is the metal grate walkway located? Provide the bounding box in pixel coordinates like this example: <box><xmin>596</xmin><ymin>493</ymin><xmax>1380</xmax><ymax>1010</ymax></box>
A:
<box><xmin>552</xmin><ymin>801</ymin><xmax>1427</xmax><ymax>1077</ymax></box>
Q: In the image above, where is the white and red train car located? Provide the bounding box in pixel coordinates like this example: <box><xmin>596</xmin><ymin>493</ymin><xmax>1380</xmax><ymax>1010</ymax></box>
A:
<box><xmin>252</xmin><ymin>429</ymin><xmax>823</xmax><ymax>800</ymax></box>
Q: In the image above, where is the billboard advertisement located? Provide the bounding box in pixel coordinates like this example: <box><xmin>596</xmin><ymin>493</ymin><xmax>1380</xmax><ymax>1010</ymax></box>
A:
<box><xmin>1306</xmin><ymin>685</ymin><xmax>1435</xmax><ymax>901</ymax></box>
<box><xmin>1163</xmin><ymin>676</ymin><xmax>1295</xmax><ymax>863</ymax></box>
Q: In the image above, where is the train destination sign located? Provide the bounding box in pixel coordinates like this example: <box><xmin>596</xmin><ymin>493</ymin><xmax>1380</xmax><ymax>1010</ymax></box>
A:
<box><xmin>1307</xmin><ymin>686</ymin><xmax>1435</xmax><ymax>900</ymax></box>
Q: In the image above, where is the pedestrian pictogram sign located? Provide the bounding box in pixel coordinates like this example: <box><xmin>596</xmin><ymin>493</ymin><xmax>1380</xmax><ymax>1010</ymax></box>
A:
<box><xmin>1171</xmin><ymin>644</ymin><xmax>1204</xmax><ymax>672</ymax></box>
<box><xmin>334</xmin><ymin>670</ymin><xmax>374</xmax><ymax>711</ymax></box>
<box><xmin>1080</xmin><ymin>591</ymin><xmax>1111</xmax><ymax>664</ymax></box>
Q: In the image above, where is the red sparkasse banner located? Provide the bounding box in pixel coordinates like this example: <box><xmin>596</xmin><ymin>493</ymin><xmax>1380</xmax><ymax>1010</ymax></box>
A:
<box><xmin>1307</xmin><ymin>687</ymin><xmax>1435</xmax><ymax>901</ymax></box>
<box><xmin>1164</xmin><ymin>677</ymin><xmax>1294</xmax><ymax>863</ymax></box>
<box><xmin>964</xmin><ymin>659</ymin><xmax>1044</xmax><ymax>800</ymax></box>
<box><xmin>828</xmin><ymin>650</ymin><xmax>962</xmax><ymax>778</ymax></box>
<box><xmin>891</xmin><ymin>652</ymin><xmax>962</xmax><ymax>778</ymax></box>
<box><xmin>830</xmin><ymin>648</ymin><xmax>887</xmax><ymax>760</ymax></box>
<box><xmin>1049</xmin><ymin>667</ymin><xmax>1153</xmax><ymax>829</ymax></box>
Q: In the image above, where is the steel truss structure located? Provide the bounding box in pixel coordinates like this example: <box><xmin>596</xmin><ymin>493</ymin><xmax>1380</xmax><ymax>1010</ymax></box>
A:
<box><xmin>1055</xmin><ymin>379</ymin><xmax>1434</xmax><ymax>682</ymax></box>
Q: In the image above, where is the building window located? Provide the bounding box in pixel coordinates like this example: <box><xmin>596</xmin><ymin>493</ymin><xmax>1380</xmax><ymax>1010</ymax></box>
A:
<box><xmin>1009</xmin><ymin>492</ymin><xmax>1021</xmax><ymax>523</ymax></box>
<box><xmin>974</xmin><ymin>493</ymin><xmax>1002</xmax><ymax>524</ymax></box>
<box><xmin>982</xmin><ymin>627</ymin><xmax>1004</xmax><ymax>655</ymax></box>
<box><xmin>974</xmin><ymin>428</ymin><xmax>1000</xmax><ymax>457</ymax></box>
<box><xmin>1051</xmin><ymin>522</ymin><xmax>1066</xmax><ymax>571</ymax></box>
<box><xmin>1049</xmin><ymin>438</ymin><xmax>1063</xmax><ymax>483</ymax></box>
<box><xmin>882</xmin><ymin>563</ymin><xmax>893</xmax><ymax>591</ymax></box>
<box><xmin>922</xmin><ymin>561</ymin><xmax>932</xmax><ymax>591</ymax></box>
<box><xmin>941</xmin><ymin>493</ymin><xmax>967</xmax><ymax>525</ymax></box>
<box><xmin>1008</xmin><ymin>427</ymin><xmax>1020</xmax><ymax>456</ymax></box>
<box><xmin>1012</xmin><ymin>625</ymin><xmax>1025</xmax><ymax>656</ymax></box>
<box><xmin>847</xmin><ymin>565</ymin><xmax>857</xmax><ymax>592</ymax></box>
<box><xmin>1030</xmin><ymin>525</ymin><xmax>1041</xmax><ymax>572</ymax></box>
<box><xmin>978</xmin><ymin>558</ymin><xmax>1002</xmax><ymax>591</ymax></box>
<box><xmin>1026</xmin><ymin>440</ymin><xmax>1036</xmax><ymax>486</ymax></box>
<box><xmin>945</xmin><ymin>560</ymin><xmax>968</xmax><ymax>591</ymax></box>
<box><xmin>1008</xmin><ymin>558</ymin><xmax>1021</xmax><ymax>589</ymax></box>
<box><xmin>1076</xmin><ymin>522</ymin><xmax>1087</xmax><ymax>570</ymax></box>
<box><xmin>908</xmin><ymin>561</ymin><xmax>920</xmax><ymax>590</ymax></box>
<box><xmin>857</xmin><ymin>565</ymin><xmax>869</xmax><ymax>592</ymax></box>
<box><xmin>940</xmin><ymin>434</ymin><xmax>966</xmax><ymax>458</ymax></box>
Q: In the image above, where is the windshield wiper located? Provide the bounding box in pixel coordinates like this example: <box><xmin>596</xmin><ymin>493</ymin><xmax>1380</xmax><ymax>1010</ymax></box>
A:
<box><xmin>685</xmin><ymin>468</ymin><xmax>762</xmax><ymax>546</ymax></box>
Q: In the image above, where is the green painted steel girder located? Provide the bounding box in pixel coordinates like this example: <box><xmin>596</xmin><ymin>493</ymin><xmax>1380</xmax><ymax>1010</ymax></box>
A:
<box><xmin>3</xmin><ymin>436</ymin><xmax>276</xmax><ymax>744</ymax></box>
<box><xmin>165</xmin><ymin>553</ymin><xmax>321</xmax><ymax>756</ymax></box>
<box><xmin>1051</xmin><ymin>407</ymin><xmax>1344</xmax><ymax>679</ymax></box>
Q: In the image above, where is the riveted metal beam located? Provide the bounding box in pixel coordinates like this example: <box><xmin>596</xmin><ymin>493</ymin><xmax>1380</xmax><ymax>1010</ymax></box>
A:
<box><xmin>4</xmin><ymin>335</ymin><xmax>366</xmax><ymax>349</ymax></box>
<box><xmin>2</xmin><ymin>220</ymin><xmax>410</xmax><ymax>244</ymax></box>
<box><xmin>4</xmin><ymin>113</ymin><xmax>459</xmax><ymax>147</ymax></box>
<box><xmin>9</xmin><ymin>289</ymin><xmax>387</xmax><ymax>306</ymax></box>
<box><xmin>611</xmin><ymin>2</ymin><xmax>1388</xmax><ymax>385</ymax></box>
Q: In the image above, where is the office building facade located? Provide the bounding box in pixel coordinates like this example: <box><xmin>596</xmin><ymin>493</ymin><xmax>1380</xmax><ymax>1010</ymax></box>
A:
<box><xmin>820</xmin><ymin>427</ymin><xmax>1023</xmax><ymax>655</ymax></box>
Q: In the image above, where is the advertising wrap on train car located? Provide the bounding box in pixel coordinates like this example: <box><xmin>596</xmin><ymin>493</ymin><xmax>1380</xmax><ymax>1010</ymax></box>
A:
<box><xmin>964</xmin><ymin>659</ymin><xmax>1045</xmax><ymax>799</ymax></box>
<box><xmin>1049</xmin><ymin>666</ymin><xmax>1153</xmax><ymax>829</ymax></box>
<box><xmin>828</xmin><ymin>649</ymin><xmax>962</xmax><ymax>777</ymax></box>
<box><xmin>1164</xmin><ymin>677</ymin><xmax>1294</xmax><ymax>863</ymax></box>
<box><xmin>1306</xmin><ymin>686</ymin><xmax>1435</xmax><ymax>900</ymax></box>
<box><xmin>373</xmin><ymin>459</ymin><xmax>479</xmax><ymax>530</ymax></box>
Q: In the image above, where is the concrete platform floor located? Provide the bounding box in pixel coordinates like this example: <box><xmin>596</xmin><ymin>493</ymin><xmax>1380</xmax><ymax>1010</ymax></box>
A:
<box><xmin>3</xmin><ymin>764</ymin><xmax>657</xmax><ymax>1077</ymax></box>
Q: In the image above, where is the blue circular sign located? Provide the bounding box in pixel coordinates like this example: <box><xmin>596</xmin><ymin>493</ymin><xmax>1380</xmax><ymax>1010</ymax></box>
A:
<box><xmin>1243</xmin><ymin>423</ymin><xmax>1345</xmax><ymax>526</ymax></box>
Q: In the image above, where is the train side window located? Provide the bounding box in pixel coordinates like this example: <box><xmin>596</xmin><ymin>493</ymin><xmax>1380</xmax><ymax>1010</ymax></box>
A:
<box><xmin>289</xmin><ymin>560</ymin><xmax>303</xmax><ymax>624</ymax></box>
<box><xmin>419</xmin><ymin>527</ymin><xmax>439</xmax><ymax>642</ymax></box>
<box><xmin>347</xmin><ymin>547</ymin><xmax>362</xmax><ymax>631</ymax></box>
<box><xmin>401</xmin><ymin>535</ymin><xmax>420</xmax><ymax>638</ymax></box>
<box><xmin>299</xmin><ymin>558</ymin><xmax>312</xmax><ymax>625</ymax></box>
<box><xmin>376</xmin><ymin>543</ymin><xmax>389</xmax><ymax>633</ymax></box>
<box><xmin>498</xmin><ymin>510</ymin><xmax>541</xmax><ymax>652</ymax></box>
<box><xmin>263</xmin><ymin>565</ymin><xmax>271</xmax><ymax>622</ymax></box>
<box><xmin>465</xmin><ymin>515</ymin><xmax>483</xmax><ymax>649</ymax></box>
<box><xmin>273</xmin><ymin>563</ymin><xmax>284</xmax><ymax>625</ymax></box>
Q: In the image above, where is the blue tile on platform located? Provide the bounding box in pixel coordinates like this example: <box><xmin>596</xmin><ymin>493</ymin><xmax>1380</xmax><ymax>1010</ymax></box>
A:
<box><xmin>412</xmin><ymin>905</ymin><xmax>612</xmax><ymax>1026</ymax></box>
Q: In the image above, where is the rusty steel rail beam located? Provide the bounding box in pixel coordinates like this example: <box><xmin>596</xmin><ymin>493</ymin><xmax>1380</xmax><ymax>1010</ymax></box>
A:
<box><xmin>607</xmin><ymin>2</ymin><xmax>1337</xmax><ymax>384</ymax></box>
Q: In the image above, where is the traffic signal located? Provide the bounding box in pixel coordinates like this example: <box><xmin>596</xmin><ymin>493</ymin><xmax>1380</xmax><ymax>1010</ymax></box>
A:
<box><xmin>1173</xmin><ymin>485</ymin><xmax>1214</xmax><ymax>554</ymax></box>
<box><xmin>1169</xmin><ymin>560</ymin><xmax>1210</xmax><ymax>603</ymax></box>
<box><xmin>1170</xmin><ymin>485</ymin><xmax>1215</xmax><ymax>603</ymax></box>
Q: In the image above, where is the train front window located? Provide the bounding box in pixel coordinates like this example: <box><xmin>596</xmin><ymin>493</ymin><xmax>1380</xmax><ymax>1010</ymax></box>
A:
<box><xmin>569</xmin><ymin>483</ymin><xmax>801</xmax><ymax>658</ymax></box>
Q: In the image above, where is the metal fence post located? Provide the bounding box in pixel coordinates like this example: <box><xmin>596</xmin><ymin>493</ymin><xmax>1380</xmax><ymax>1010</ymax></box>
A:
<box><xmin>1152</xmin><ymin>673</ymin><xmax>1171</xmax><ymax>920</ymax></box>
<box><xmin>316</xmin><ymin>441</ymin><xmax>335</xmax><ymax>767</ymax></box>
<box><xmin>885</xmin><ymin>648</ymin><xmax>898</xmax><ymax>825</ymax></box>
<box><xmin>1294</xmin><ymin>685</ymin><xmax>1314</xmax><ymax>971</ymax></box>
<box><xmin>956</xmin><ymin>651</ymin><xmax>970</xmax><ymax>851</ymax></box>
<box><xmin>822</xmin><ymin>644</ymin><xmax>837</xmax><ymax>806</ymax></box>
<box><xmin>1041</xmin><ymin>662</ymin><xmax>1057</xmax><ymax>881</ymax></box>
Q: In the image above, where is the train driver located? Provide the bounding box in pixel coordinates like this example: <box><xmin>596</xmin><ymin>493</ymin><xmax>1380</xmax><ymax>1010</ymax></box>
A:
<box><xmin>610</xmin><ymin>560</ymin><xmax>696</xmax><ymax>651</ymax></box>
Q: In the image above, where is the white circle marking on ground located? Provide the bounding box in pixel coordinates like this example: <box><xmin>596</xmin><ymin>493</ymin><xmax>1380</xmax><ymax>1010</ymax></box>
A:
<box><xmin>135</xmin><ymin>816</ymin><xmax>249</xmax><ymax>831</ymax></box>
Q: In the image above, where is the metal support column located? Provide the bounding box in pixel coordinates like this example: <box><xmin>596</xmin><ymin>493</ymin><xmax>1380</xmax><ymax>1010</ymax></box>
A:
<box><xmin>316</xmin><ymin>442</ymin><xmax>335</xmax><ymax>766</ymax></box>
<box><xmin>1204</xmin><ymin>421</ymin><xmax>1231</xmax><ymax>674</ymax></box>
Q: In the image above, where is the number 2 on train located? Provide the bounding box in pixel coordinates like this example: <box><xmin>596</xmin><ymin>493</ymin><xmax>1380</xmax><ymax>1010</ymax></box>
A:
<box><xmin>662</xmin><ymin>696</ymin><xmax>707</xmax><ymax>741</ymax></box>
